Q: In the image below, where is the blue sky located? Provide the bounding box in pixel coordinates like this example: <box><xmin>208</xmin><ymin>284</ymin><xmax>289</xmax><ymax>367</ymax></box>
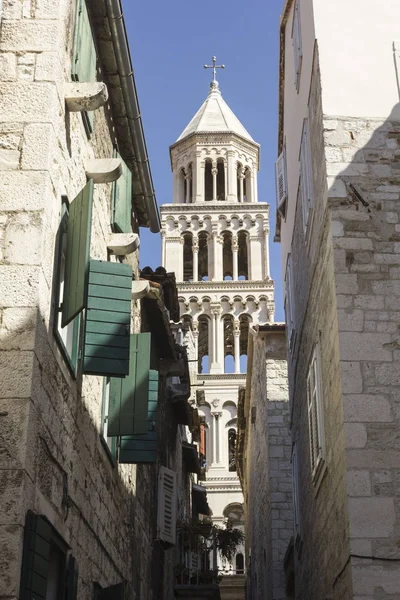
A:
<box><xmin>122</xmin><ymin>0</ymin><xmax>285</xmax><ymax>321</ymax></box>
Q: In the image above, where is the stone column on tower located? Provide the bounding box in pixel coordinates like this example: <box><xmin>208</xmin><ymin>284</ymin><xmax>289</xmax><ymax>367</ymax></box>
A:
<box><xmin>192</xmin><ymin>235</ymin><xmax>199</xmax><ymax>281</ymax></box>
<box><xmin>232</xmin><ymin>235</ymin><xmax>239</xmax><ymax>281</ymax></box>
<box><xmin>212</xmin><ymin>162</ymin><xmax>218</xmax><ymax>201</ymax></box>
<box><xmin>234</xmin><ymin>321</ymin><xmax>241</xmax><ymax>373</ymax></box>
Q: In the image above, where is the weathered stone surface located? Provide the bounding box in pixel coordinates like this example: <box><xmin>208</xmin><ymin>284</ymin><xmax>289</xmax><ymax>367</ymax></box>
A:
<box><xmin>348</xmin><ymin>497</ymin><xmax>395</xmax><ymax>538</ymax></box>
<box><xmin>0</xmin><ymin>20</ymin><xmax>60</xmax><ymax>52</ymax></box>
<box><xmin>339</xmin><ymin>332</ymin><xmax>392</xmax><ymax>361</ymax></box>
<box><xmin>343</xmin><ymin>394</ymin><xmax>392</xmax><ymax>423</ymax></box>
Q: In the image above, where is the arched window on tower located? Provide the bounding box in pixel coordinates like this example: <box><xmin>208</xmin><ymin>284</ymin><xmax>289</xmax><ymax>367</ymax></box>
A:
<box><xmin>198</xmin><ymin>232</ymin><xmax>209</xmax><ymax>281</ymax></box>
<box><xmin>236</xmin><ymin>163</ymin><xmax>245</xmax><ymax>202</ymax></box>
<box><xmin>205</xmin><ymin>160</ymin><xmax>213</xmax><ymax>201</ymax></box>
<box><xmin>217</xmin><ymin>158</ymin><xmax>225</xmax><ymax>200</ymax></box>
<box><xmin>238</xmin><ymin>231</ymin><xmax>249</xmax><ymax>280</ymax></box>
<box><xmin>183</xmin><ymin>233</ymin><xmax>193</xmax><ymax>282</ymax></box>
<box><xmin>239</xmin><ymin>314</ymin><xmax>250</xmax><ymax>373</ymax></box>
<box><xmin>228</xmin><ymin>428</ymin><xmax>237</xmax><ymax>471</ymax></box>
<box><xmin>198</xmin><ymin>315</ymin><xmax>211</xmax><ymax>374</ymax></box>
<box><xmin>222</xmin><ymin>231</ymin><xmax>233</xmax><ymax>280</ymax></box>
<box><xmin>223</xmin><ymin>315</ymin><xmax>235</xmax><ymax>373</ymax></box>
<box><xmin>184</xmin><ymin>163</ymin><xmax>193</xmax><ymax>204</ymax></box>
<box><xmin>178</xmin><ymin>168</ymin><xmax>186</xmax><ymax>203</ymax></box>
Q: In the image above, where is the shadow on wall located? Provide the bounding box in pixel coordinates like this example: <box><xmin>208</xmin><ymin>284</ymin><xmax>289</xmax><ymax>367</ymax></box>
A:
<box><xmin>288</xmin><ymin>99</ymin><xmax>400</xmax><ymax>599</ymax></box>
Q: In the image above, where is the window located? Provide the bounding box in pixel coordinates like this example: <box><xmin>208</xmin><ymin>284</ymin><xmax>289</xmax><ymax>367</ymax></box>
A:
<box><xmin>275</xmin><ymin>147</ymin><xmax>288</xmax><ymax>219</ymax></box>
<box><xmin>101</xmin><ymin>377</ymin><xmax>117</xmax><ymax>459</ymax></box>
<box><xmin>300</xmin><ymin>120</ymin><xmax>313</xmax><ymax>233</ymax></box>
<box><xmin>291</xmin><ymin>443</ymin><xmax>301</xmax><ymax>541</ymax></box>
<box><xmin>111</xmin><ymin>151</ymin><xmax>133</xmax><ymax>234</ymax></box>
<box><xmin>19</xmin><ymin>511</ymin><xmax>78</xmax><ymax>600</ymax></box>
<box><xmin>292</xmin><ymin>0</ymin><xmax>302</xmax><ymax>91</ymax></box>
<box><xmin>157</xmin><ymin>466</ymin><xmax>177</xmax><ymax>545</ymax></box>
<box><xmin>285</xmin><ymin>254</ymin><xmax>295</xmax><ymax>350</ymax></box>
<box><xmin>228</xmin><ymin>428</ymin><xmax>237</xmax><ymax>472</ymax></box>
<box><xmin>71</xmin><ymin>0</ymin><xmax>97</xmax><ymax>135</ymax></box>
<box><xmin>54</xmin><ymin>199</ymin><xmax>80</xmax><ymax>374</ymax></box>
<box><xmin>307</xmin><ymin>343</ymin><xmax>325</xmax><ymax>479</ymax></box>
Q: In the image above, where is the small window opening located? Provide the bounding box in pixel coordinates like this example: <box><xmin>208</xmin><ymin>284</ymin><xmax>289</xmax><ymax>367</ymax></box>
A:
<box><xmin>183</xmin><ymin>233</ymin><xmax>193</xmax><ymax>282</ymax></box>
<box><xmin>238</xmin><ymin>231</ymin><xmax>248</xmax><ymax>280</ymax></box>
<box><xmin>217</xmin><ymin>159</ymin><xmax>225</xmax><ymax>200</ymax></box>
<box><xmin>205</xmin><ymin>160</ymin><xmax>213</xmax><ymax>201</ymax></box>
<box><xmin>223</xmin><ymin>232</ymin><xmax>233</xmax><ymax>280</ymax></box>
<box><xmin>198</xmin><ymin>316</ymin><xmax>210</xmax><ymax>374</ymax></box>
<box><xmin>228</xmin><ymin>428</ymin><xmax>237</xmax><ymax>472</ymax></box>
<box><xmin>198</xmin><ymin>232</ymin><xmax>209</xmax><ymax>281</ymax></box>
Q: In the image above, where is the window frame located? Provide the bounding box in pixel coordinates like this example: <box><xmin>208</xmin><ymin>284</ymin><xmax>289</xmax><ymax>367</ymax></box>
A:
<box><xmin>53</xmin><ymin>198</ymin><xmax>81</xmax><ymax>376</ymax></box>
<box><xmin>285</xmin><ymin>253</ymin><xmax>296</xmax><ymax>351</ymax></box>
<box><xmin>307</xmin><ymin>343</ymin><xmax>325</xmax><ymax>483</ymax></box>
<box><xmin>275</xmin><ymin>146</ymin><xmax>288</xmax><ymax>220</ymax></box>
<box><xmin>291</xmin><ymin>443</ymin><xmax>301</xmax><ymax>544</ymax></box>
<box><xmin>101</xmin><ymin>377</ymin><xmax>118</xmax><ymax>464</ymax></box>
<box><xmin>291</xmin><ymin>0</ymin><xmax>303</xmax><ymax>91</ymax></box>
<box><xmin>299</xmin><ymin>119</ymin><xmax>313</xmax><ymax>236</ymax></box>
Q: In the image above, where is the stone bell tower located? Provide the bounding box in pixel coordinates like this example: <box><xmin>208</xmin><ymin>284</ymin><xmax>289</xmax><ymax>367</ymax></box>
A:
<box><xmin>160</xmin><ymin>58</ymin><xmax>274</xmax><ymax>573</ymax></box>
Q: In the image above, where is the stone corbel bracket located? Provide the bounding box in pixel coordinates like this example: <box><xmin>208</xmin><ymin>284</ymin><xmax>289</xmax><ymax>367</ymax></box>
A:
<box><xmin>65</xmin><ymin>82</ymin><xmax>108</xmax><ymax>112</ymax></box>
<box><xmin>86</xmin><ymin>158</ymin><xmax>122</xmax><ymax>183</ymax></box>
<box><xmin>107</xmin><ymin>233</ymin><xmax>139</xmax><ymax>256</ymax></box>
<box><xmin>131</xmin><ymin>280</ymin><xmax>150</xmax><ymax>300</ymax></box>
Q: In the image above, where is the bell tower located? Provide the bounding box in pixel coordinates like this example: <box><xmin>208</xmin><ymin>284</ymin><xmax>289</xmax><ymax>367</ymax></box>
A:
<box><xmin>160</xmin><ymin>59</ymin><xmax>274</xmax><ymax>571</ymax></box>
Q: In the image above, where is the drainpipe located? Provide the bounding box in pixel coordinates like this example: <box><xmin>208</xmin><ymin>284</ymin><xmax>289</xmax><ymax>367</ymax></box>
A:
<box><xmin>105</xmin><ymin>0</ymin><xmax>161</xmax><ymax>233</ymax></box>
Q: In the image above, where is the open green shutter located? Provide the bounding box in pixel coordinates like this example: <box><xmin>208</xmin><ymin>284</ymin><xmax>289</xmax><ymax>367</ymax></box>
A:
<box><xmin>62</xmin><ymin>180</ymin><xmax>93</xmax><ymax>327</ymax></box>
<box><xmin>83</xmin><ymin>260</ymin><xmax>132</xmax><ymax>377</ymax></box>
<box><xmin>112</xmin><ymin>154</ymin><xmax>132</xmax><ymax>234</ymax></box>
<box><xmin>119</xmin><ymin>370</ymin><xmax>159</xmax><ymax>464</ymax></box>
<box><xmin>19</xmin><ymin>511</ymin><xmax>51</xmax><ymax>600</ymax></box>
<box><xmin>71</xmin><ymin>0</ymin><xmax>97</xmax><ymax>132</ymax></box>
<box><xmin>108</xmin><ymin>333</ymin><xmax>150</xmax><ymax>436</ymax></box>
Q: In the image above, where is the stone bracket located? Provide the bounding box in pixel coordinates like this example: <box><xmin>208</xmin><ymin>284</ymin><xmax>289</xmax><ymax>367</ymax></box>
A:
<box><xmin>86</xmin><ymin>158</ymin><xmax>122</xmax><ymax>183</ymax></box>
<box><xmin>107</xmin><ymin>233</ymin><xmax>139</xmax><ymax>256</ymax></box>
<box><xmin>65</xmin><ymin>82</ymin><xmax>108</xmax><ymax>112</ymax></box>
<box><xmin>132</xmin><ymin>280</ymin><xmax>150</xmax><ymax>300</ymax></box>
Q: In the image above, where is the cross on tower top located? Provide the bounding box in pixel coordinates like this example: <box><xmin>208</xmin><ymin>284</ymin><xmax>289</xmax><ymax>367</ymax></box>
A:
<box><xmin>204</xmin><ymin>56</ymin><xmax>225</xmax><ymax>83</ymax></box>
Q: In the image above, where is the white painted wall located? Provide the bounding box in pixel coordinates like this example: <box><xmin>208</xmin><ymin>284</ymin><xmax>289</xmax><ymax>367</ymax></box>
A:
<box><xmin>314</xmin><ymin>0</ymin><xmax>400</xmax><ymax>120</ymax></box>
<box><xmin>280</xmin><ymin>0</ymin><xmax>316</xmax><ymax>269</ymax></box>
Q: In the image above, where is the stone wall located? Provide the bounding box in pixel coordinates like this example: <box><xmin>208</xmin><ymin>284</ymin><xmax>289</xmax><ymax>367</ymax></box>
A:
<box><xmin>0</xmin><ymin>1</ymin><xmax>153</xmax><ymax>599</ymax></box>
<box><xmin>288</xmin><ymin>43</ymin><xmax>400</xmax><ymax>599</ymax></box>
<box><xmin>244</xmin><ymin>329</ymin><xmax>291</xmax><ymax>600</ymax></box>
<box><xmin>327</xmin><ymin>110</ymin><xmax>400</xmax><ymax>598</ymax></box>
<box><xmin>288</xmin><ymin>49</ymin><xmax>353</xmax><ymax>599</ymax></box>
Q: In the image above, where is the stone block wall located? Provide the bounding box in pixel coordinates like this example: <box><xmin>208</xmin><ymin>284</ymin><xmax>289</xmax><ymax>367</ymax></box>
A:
<box><xmin>244</xmin><ymin>330</ymin><xmax>291</xmax><ymax>600</ymax></box>
<box><xmin>0</xmin><ymin>1</ymin><xmax>153</xmax><ymax>599</ymax></box>
<box><xmin>288</xmin><ymin>43</ymin><xmax>400</xmax><ymax>599</ymax></box>
<box><xmin>288</xmin><ymin>49</ymin><xmax>353</xmax><ymax>599</ymax></box>
<box><xmin>327</xmin><ymin>111</ymin><xmax>400</xmax><ymax>599</ymax></box>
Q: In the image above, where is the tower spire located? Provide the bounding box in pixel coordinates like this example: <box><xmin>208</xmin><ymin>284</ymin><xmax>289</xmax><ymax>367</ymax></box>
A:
<box><xmin>204</xmin><ymin>56</ymin><xmax>225</xmax><ymax>90</ymax></box>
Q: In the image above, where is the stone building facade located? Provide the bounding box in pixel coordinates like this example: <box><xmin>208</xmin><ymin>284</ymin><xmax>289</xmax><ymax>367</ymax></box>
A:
<box><xmin>237</xmin><ymin>325</ymin><xmax>291</xmax><ymax>600</ymax></box>
<box><xmin>276</xmin><ymin>0</ymin><xmax>400</xmax><ymax>598</ymax></box>
<box><xmin>0</xmin><ymin>1</ymin><xmax>197</xmax><ymax>599</ymax></box>
<box><xmin>160</xmin><ymin>70</ymin><xmax>274</xmax><ymax>595</ymax></box>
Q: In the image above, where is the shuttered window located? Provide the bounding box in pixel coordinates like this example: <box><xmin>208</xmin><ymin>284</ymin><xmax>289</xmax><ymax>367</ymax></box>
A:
<box><xmin>54</xmin><ymin>199</ymin><xmax>80</xmax><ymax>374</ymax></box>
<box><xmin>97</xmin><ymin>583</ymin><xmax>126</xmax><ymax>599</ymax></box>
<box><xmin>83</xmin><ymin>260</ymin><xmax>132</xmax><ymax>377</ymax></box>
<box><xmin>307</xmin><ymin>343</ymin><xmax>325</xmax><ymax>478</ymax></box>
<box><xmin>292</xmin><ymin>0</ymin><xmax>302</xmax><ymax>91</ymax></box>
<box><xmin>300</xmin><ymin>120</ymin><xmax>313</xmax><ymax>234</ymax></box>
<box><xmin>71</xmin><ymin>0</ymin><xmax>97</xmax><ymax>134</ymax></box>
<box><xmin>291</xmin><ymin>443</ymin><xmax>301</xmax><ymax>539</ymax></box>
<box><xmin>285</xmin><ymin>254</ymin><xmax>295</xmax><ymax>350</ymax></box>
<box><xmin>19</xmin><ymin>511</ymin><xmax>78</xmax><ymax>600</ymax></box>
<box><xmin>118</xmin><ymin>369</ymin><xmax>159</xmax><ymax>464</ymax></box>
<box><xmin>111</xmin><ymin>152</ymin><xmax>133</xmax><ymax>234</ymax></box>
<box><xmin>275</xmin><ymin>147</ymin><xmax>288</xmax><ymax>219</ymax></box>
<box><xmin>108</xmin><ymin>333</ymin><xmax>151</xmax><ymax>436</ymax></box>
<box><xmin>157</xmin><ymin>466</ymin><xmax>177</xmax><ymax>546</ymax></box>
<box><xmin>62</xmin><ymin>180</ymin><xmax>94</xmax><ymax>328</ymax></box>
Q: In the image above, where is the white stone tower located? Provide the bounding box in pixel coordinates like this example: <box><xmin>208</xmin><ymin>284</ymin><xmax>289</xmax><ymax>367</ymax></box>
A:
<box><xmin>161</xmin><ymin>59</ymin><xmax>274</xmax><ymax>574</ymax></box>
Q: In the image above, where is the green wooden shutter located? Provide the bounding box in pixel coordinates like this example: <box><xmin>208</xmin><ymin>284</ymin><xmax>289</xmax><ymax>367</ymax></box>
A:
<box><xmin>72</xmin><ymin>0</ymin><xmax>97</xmax><ymax>133</ymax></box>
<box><xmin>19</xmin><ymin>511</ymin><xmax>51</xmax><ymax>600</ymax></box>
<box><xmin>97</xmin><ymin>582</ymin><xmax>126</xmax><ymax>600</ymax></box>
<box><xmin>119</xmin><ymin>370</ymin><xmax>159</xmax><ymax>464</ymax></box>
<box><xmin>112</xmin><ymin>154</ymin><xmax>132</xmax><ymax>234</ymax></box>
<box><xmin>83</xmin><ymin>260</ymin><xmax>132</xmax><ymax>377</ymax></box>
<box><xmin>108</xmin><ymin>333</ymin><xmax>150</xmax><ymax>436</ymax></box>
<box><xmin>62</xmin><ymin>180</ymin><xmax>93</xmax><ymax>327</ymax></box>
<box><xmin>65</xmin><ymin>555</ymin><xmax>79</xmax><ymax>600</ymax></box>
